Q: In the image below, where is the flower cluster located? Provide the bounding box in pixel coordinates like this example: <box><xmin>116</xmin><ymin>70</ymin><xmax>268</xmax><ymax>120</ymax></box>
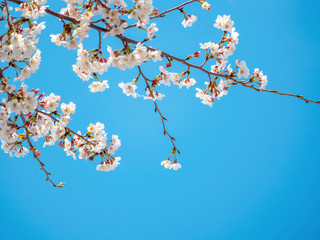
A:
<box><xmin>15</xmin><ymin>50</ymin><xmax>42</xmax><ymax>81</ymax></box>
<box><xmin>143</xmin><ymin>88</ymin><xmax>165</xmax><ymax>101</ymax></box>
<box><xmin>147</xmin><ymin>22</ymin><xmax>158</xmax><ymax>40</ymax></box>
<box><xmin>195</xmin><ymin>87</ymin><xmax>215</xmax><ymax>107</ymax></box>
<box><xmin>89</xmin><ymin>80</ymin><xmax>110</xmax><ymax>93</ymax></box>
<box><xmin>0</xmin><ymin>102</ymin><xmax>28</xmax><ymax>158</ymax></box>
<box><xmin>0</xmin><ymin>83</ymin><xmax>42</xmax><ymax>157</ymax></box>
<box><xmin>0</xmin><ymin>76</ymin><xmax>121</xmax><ymax>174</ymax></box>
<box><xmin>96</xmin><ymin>156</ymin><xmax>121</xmax><ymax>172</ymax></box>
<box><xmin>2</xmin><ymin>83</ymin><xmax>39</xmax><ymax>114</ymax></box>
<box><xmin>128</xmin><ymin>0</ymin><xmax>154</xmax><ymax>27</ymax></box>
<box><xmin>0</xmin><ymin>0</ymin><xmax>279</xmax><ymax>186</ymax></box>
<box><xmin>0</xmin><ymin>20</ymin><xmax>45</xmax><ymax>63</ymax></box>
<box><xmin>236</xmin><ymin>60</ymin><xmax>250</xmax><ymax>79</ymax></box>
<box><xmin>253</xmin><ymin>68</ymin><xmax>268</xmax><ymax>90</ymax></box>
<box><xmin>15</xmin><ymin>0</ymin><xmax>48</xmax><ymax>20</ymax></box>
<box><xmin>50</xmin><ymin>32</ymin><xmax>79</xmax><ymax>50</ymax></box>
<box><xmin>181</xmin><ymin>0</ymin><xmax>210</xmax><ymax>27</ymax></box>
<box><xmin>156</xmin><ymin>66</ymin><xmax>196</xmax><ymax>89</ymax></box>
<box><xmin>73</xmin><ymin>44</ymin><xmax>111</xmax><ymax>83</ymax></box>
<box><xmin>56</xmin><ymin>0</ymin><xmax>155</xmax><ymax>44</ymax></box>
<box><xmin>42</xmin><ymin>93</ymin><xmax>61</xmax><ymax>112</ymax></box>
<box><xmin>108</xmin><ymin>43</ymin><xmax>162</xmax><ymax>71</ymax></box>
<box><xmin>58</xmin><ymin>122</ymin><xmax>121</xmax><ymax>164</ymax></box>
<box><xmin>182</xmin><ymin>15</ymin><xmax>197</xmax><ymax>28</ymax></box>
<box><xmin>194</xmin><ymin>15</ymin><xmax>242</xmax><ymax>107</ymax></box>
<box><xmin>214</xmin><ymin>15</ymin><xmax>234</xmax><ymax>32</ymax></box>
<box><xmin>161</xmin><ymin>160</ymin><xmax>182</xmax><ymax>171</ymax></box>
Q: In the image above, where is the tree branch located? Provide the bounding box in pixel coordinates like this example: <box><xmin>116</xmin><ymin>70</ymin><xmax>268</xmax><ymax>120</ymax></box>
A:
<box><xmin>6</xmin><ymin>0</ymin><xmax>320</xmax><ymax>106</ymax></box>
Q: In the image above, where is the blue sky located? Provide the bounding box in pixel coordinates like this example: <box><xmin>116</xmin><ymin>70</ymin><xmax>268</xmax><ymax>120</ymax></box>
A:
<box><xmin>1</xmin><ymin>0</ymin><xmax>320</xmax><ymax>239</ymax></box>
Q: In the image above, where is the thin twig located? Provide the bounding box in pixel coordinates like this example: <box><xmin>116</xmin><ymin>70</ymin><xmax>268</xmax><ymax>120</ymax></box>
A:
<box><xmin>20</xmin><ymin>113</ymin><xmax>64</xmax><ymax>187</ymax></box>
<box><xmin>125</xmin><ymin>0</ymin><xmax>199</xmax><ymax>29</ymax></box>
<box><xmin>138</xmin><ymin>66</ymin><xmax>180</xmax><ymax>154</ymax></box>
<box><xmin>98</xmin><ymin>31</ymin><xmax>101</xmax><ymax>49</ymax></box>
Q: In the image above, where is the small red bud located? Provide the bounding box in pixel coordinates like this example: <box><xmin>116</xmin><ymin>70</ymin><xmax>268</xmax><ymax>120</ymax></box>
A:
<box><xmin>38</xmin><ymin>93</ymin><xmax>45</xmax><ymax>99</ymax></box>
<box><xmin>39</xmin><ymin>101</ymin><xmax>46</xmax><ymax>108</ymax></box>
<box><xmin>193</xmin><ymin>51</ymin><xmax>201</xmax><ymax>57</ymax></box>
<box><xmin>153</xmin><ymin>8</ymin><xmax>160</xmax><ymax>16</ymax></box>
<box><xmin>35</xmin><ymin>150</ymin><xmax>41</xmax><ymax>157</ymax></box>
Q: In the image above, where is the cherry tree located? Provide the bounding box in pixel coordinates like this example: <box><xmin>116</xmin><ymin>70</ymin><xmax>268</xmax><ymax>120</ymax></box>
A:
<box><xmin>0</xmin><ymin>0</ymin><xmax>318</xmax><ymax>187</ymax></box>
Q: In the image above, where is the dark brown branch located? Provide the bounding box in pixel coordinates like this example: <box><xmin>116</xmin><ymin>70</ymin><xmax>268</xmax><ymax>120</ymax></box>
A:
<box><xmin>95</xmin><ymin>0</ymin><xmax>110</xmax><ymax>11</ymax></box>
<box><xmin>3</xmin><ymin>0</ymin><xmax>13</xmax><ymax>29</ymax></box>
<box><xmin>6</xmin><ymin>0</ymin><xmax>320</xmax><ymax>105</ymax></box>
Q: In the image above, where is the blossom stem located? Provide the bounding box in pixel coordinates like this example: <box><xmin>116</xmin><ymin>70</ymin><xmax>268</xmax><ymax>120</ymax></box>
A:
<box><xmin>138</xmin><ymin>66</ymin><xmax>180</xmax><ymax>154</ymax></box>
<box><xmin>125</xmin><ymin>0</ymin><xmax>200</xmax><ymax>29</ymax></box>
<box><xmin>19</xmin><ymin>114</ymin><xmax>64</xmax><ymax>188</ymax></box>
<box><xmin>98</xmin><ymin>31</ymin><xmax>102</xmax><ymax>50</ymax></box>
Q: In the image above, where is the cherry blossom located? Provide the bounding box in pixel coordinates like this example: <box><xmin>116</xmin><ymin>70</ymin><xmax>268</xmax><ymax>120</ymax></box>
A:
<box><xmin>182</xmin><ymin>15</ymin><xmax>197</xmax><ymax>28</ymax></box>
<box><xmin>201</xmin><ymin>1</ymin><xmax>211</xmax><ymax>11</ymax></box>
<box><xmin>89</xmin><ymin>80</ymin><xmax>109</xmax><ymax>93</ymax></box>
<box><xmin>0</xmin><ymin>0</ymin><xmax>317</xmax><ymax>187</ymax></box>
<box><xmin>118</xmin><ymin>82</ymin><xmax>139</xmax><ymax>98</ymax></box>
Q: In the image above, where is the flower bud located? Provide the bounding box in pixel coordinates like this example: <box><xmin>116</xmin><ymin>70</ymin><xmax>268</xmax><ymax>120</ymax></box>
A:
<box><xmin>193</xmin><ymin>51</ymin><xmax>201</xmax><ymax>57</ymax></box>
<box><xmin>153</xmin><ymin>8</ymin><xmax>160</xmax><ymax>16</ymax></box>
<box><xmin>35</xmin><ymin>150</ymin><xmax>41</xmax><ymax>157</ymax></box>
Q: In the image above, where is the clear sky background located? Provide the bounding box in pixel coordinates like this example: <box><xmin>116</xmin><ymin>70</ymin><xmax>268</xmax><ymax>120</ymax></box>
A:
<box><xmin>1</xmin><ymin>0</ymin><xmax>320</xmax><ymax>239</ymax></box>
